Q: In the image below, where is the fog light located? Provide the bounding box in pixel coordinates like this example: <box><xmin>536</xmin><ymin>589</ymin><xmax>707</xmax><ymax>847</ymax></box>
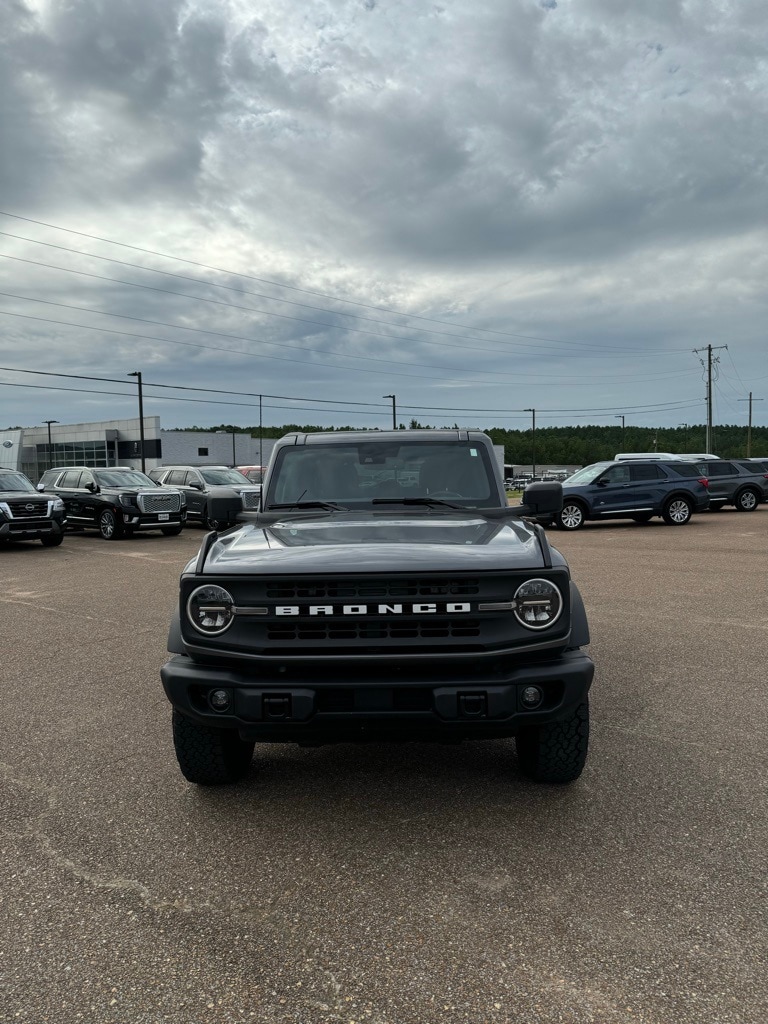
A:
<box><xmin>208</xmin><ymin>688</ymin><xmax>232</xmax><ymax>712</ymax></box>
<box><xmin>521</xmin><ymin>685</ymin><xmax>543</xmax><ymax>709</ymax></box>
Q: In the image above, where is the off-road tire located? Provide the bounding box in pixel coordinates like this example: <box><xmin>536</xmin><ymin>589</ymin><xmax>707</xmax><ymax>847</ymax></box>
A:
<box><xmin>662</xmin><ymin>496</ymin><xmax>692</xmax><ymax>525</ymax></box>
<box><xmin>172</xmin><ymin>710</ymin><xmax>254</xmax><ymax>785</ymax></box>
<box><xmin>516</xmin><ymin>702</ymin><xmax>589</xmax><ymax>784</ymax></box>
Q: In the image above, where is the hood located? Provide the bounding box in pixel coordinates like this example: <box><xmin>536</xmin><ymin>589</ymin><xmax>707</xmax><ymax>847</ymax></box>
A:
<box><xmin>195</xmin><ymin>512</ymin><xmax>556</xmax><ymax>575</ymax></box>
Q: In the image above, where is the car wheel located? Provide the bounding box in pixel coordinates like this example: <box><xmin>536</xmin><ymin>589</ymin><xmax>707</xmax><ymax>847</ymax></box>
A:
<box><xmin>161</xmin><ymin>525</ymin><xmax>183</xmax><ymax>536</ymax></box>
<box><xmin>662</xmin><ymin>496</ymin><xmax>692</xmax><ymax>525</ymax></box>
<box><xmin>516</xmin><ymin>702</ymin><xmax>589</xmax><ymax>784</ymax></box>
<box><xmin>98</xmin><ymin>508</ymin><xmax>121</xmax><ymax>540</ymax></box>
<box><xmin>40</xmin><ymin>534</ymin><xmax>64</xmax><ymax>547</ymax></box>
<box><xmin>171</xmin><ymin>710</ymin><xmax>255</xmax><ymax>785</ymax></box>
<box><xmin>735</xmin><ymin>488</ymin><xmax>759</xmax><ymax>512</ymax></box>
<box><xmin>202</xmin><ymin>509</ymin><xmax>224</xmax><ymax>531</ymax></box>
<box><xmin>631</xmin><ymin>513</ymin><xmax>653</xmax><ymax>524</ymax></box>
<box><xmin>556</xmin><ymin>501</ymin><xmax>586</xmax><ymax>530</ymax></box>
<box><xmin>708</xmin><ymin>503</ymin><xmax>724</xmax><ymax>512</ymax></box>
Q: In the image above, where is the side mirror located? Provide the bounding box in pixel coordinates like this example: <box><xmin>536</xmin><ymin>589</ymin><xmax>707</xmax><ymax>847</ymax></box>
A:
<box><xmin>85</xmin><ymin>481</ymin><xmax>98</xmax><ymax>493</ymax></box>
<box><xmin>37</xmin><ymin>483</ymin><xmax>46</xmax><ymax>492</ymax></box>
<box><xmin>207</xmin><ymin>487</ymin><xmax>246</xmax><ymax>526</ymax></box>
<box><xmin>189</xmin><ymin>481</ymin><xmax>203</xmax><ymax>490</ymax></box>
<box><xmin>518</xmin><ymin>481</ymin><xmax>562</xmax><ymax>517</ymax></box>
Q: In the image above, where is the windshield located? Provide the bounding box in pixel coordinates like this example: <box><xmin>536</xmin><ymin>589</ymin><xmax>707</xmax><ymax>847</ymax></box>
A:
<box><xmin>266</xmin><ymin>440</ymin><xmax>499</xmax><ymax>509</ymax></box>
<box><xmin>94</xmin><ymin>469</ymin><xmax>158</xmax><ymax>488</ymax></box>
<box><xmin>563</xmin><ymin>463</ymin><xmax>612</xmax><ymax>485</ymax></box>
<box><xmin>200</xmin><ymin>468</ymin><xmax>252</xmax><ymax>485</ymax></box>
<box><xmin>0</xmin><ymin>472</ymin><xmax>37</xmax><ymax>493</ymax></box>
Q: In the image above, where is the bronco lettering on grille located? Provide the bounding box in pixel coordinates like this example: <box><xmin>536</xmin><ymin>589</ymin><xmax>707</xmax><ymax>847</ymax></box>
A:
<box><xmin>275</xmin><ymin>603</ymin><xmax>472</xmax><ymax>616</ymax></box>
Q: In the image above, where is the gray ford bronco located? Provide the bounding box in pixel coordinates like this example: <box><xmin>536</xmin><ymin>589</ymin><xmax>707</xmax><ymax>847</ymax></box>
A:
<box><xmin>161</xmin><ymin>430</ymin><xmax>594</xmax><ymax>785</ymax></box>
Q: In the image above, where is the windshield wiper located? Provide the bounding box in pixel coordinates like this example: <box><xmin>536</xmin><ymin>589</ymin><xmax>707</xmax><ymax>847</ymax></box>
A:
<box><xmin>371</xmin><ymin>497</ymin><xmax>466</xmax><ymax>510</ymax></box>
<box><xmin>266</xmin><ymin>500</ymin><xmax>349</xmax><ymax>511</ymax></box>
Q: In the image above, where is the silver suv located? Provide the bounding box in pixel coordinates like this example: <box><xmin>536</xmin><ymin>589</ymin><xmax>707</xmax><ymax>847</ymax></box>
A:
<box><xmin>149</xmin><ymin>466</ymin><xmax>261</xmax><ymax>529</ymax></box>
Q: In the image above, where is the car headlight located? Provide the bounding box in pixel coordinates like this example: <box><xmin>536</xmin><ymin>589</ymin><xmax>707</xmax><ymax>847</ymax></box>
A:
<box><xmin>119</xmin><ymin>493</ymin><xmax>137</xmax><ymax>508</ymax></box>
<box><xmin>187</xmin><ymin>585</ymin><xmax>235</xmax><ymax>635</ymax></box>
<box><xmin>513</xmin><ymin>579</ymin><xmax>563</xmax><ymax>630</ymax></box>
<box><xmin>0</xmin><ymin>501</ymin><xmax>10</xmax><ymax>518</ymax></box>
<box><xmin>51</xmin><ymin>498</ymin><xmax>65</xmax><ymax>511</ymax></box>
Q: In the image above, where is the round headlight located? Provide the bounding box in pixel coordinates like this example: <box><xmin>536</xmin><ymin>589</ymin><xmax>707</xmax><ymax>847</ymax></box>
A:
<box><xmin>513</xmin><ymin>579</ymin><xmax>563</xmax><ymax>630</ymax></box>
<box><xmin>187</xmin><ymin>585</ymin><xmax>235</xmax><ymax>635</ymax></box>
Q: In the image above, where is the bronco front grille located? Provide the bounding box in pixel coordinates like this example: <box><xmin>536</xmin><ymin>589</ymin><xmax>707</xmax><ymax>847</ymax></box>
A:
<box><xmin>265</xmin><ymin>579</ymin><xmax>482</xmax><ymax>601</ymax></box>
<box><xmin>138</xmin><ymin>491</ymin><xmax>181</xmax><ymax>513</ymax></box>
<box><xmin>267</xmin><ymin>620</ymin><xmax>482</xmax><ymax>642</ymax></box>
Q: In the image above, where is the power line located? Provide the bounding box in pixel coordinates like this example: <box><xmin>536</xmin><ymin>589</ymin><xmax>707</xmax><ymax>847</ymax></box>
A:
<box><xmin>0</xmin><ymin>235</ymin><xmax>683</xmax><ymax>361</ymax></box>
<box><xmin>0</xmin><ymin>210</ymin><xmax>692</xmax><ymax>354</ymax></box>
<box><xmin>0</xmin><ymin>302</ymin><xmax>702</xmax><ymax>388</ymax></box>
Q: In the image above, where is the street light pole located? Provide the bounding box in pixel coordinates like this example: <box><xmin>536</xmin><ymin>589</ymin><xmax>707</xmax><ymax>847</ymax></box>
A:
<box><xmin>127</xmin><ymin>371</ymin><xmax>146</xmax><ymax>472</ymax></box>
<box><xmin>614</xmin><ymin>414</ymin><xmax>625</xmax><ymax>448</ymax></box>
<box><xmin>259</xmin><ymin>395</ymin><xmax>263</xmax><ymax>470</ymax></box>
<box><xmin>231</xmin><ymin>428</ymin><xmax>236</xmax><ymax>468</ymax></box>
<box><xmin>383</xmin><ymin>394</ymin><xmax>397</xmax><ymax>430</ymax></box>
<box><xmin>43</xmin><ymin>419</ymin><xmax>58</xmax><ymax>472</ymax></box>
<box><xmin>524</xmin><ymin>408</ymin><xmax>536</xmax><ymax>478</ymax></box>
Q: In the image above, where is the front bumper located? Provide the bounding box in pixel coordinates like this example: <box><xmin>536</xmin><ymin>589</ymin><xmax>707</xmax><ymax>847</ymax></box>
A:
<box><xmin>161</xmin><ymin>649</ymin><xmax>594</xmax><ymax>744</ymax></box>
<box><xmin>0</xmin><ymin>517</ymin><xmax>65</xmax><ymax>540</ymax></box>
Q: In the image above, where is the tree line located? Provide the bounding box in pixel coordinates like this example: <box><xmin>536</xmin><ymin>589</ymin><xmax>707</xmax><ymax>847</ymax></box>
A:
<box><xmin>174</xmin><ymin>422</ymin><xmax>768</xmax><ymax>466</ymax></box>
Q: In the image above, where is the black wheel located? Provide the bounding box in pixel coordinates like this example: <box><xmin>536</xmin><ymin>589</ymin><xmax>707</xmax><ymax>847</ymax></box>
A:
<box><xmin>161</xmin><ymin>525</ymin><xmax>183</xmax><ymax>536</ymax></box>
<box><xmin>40</xmin><ymin>534</ymin><xmax>64</xmax><ymax>546</ymax></box>
<box><xmin>98</xmin><ymin>508</ymin><xmax>122</xmax><ymax>540</ymax></box>
<box><xmin>631</xmin><ymin>513</ymin><xmax>653</xmax><ymax>524</ymax></box>
<box><xmin>556</xmin><ymin>501</ymin><xmax>586</xmax><ymax>530</ymax></box>
<box><xmin>662</xmin><ymin>496</ymin><xmax>692</xmax><ymax>525</ymax></box>
<box><xmin>516</xmin><ymin>702</ymin><xmax>589</xmax><ymax>784</ymax></box>
<box><xmin>171</xmin><ymin>710</ymin><xmax>254</xmax><ymax>785</ymax></box>
<box><xmin>708</xmin><ymin>503</ymin><xmax>724</xmax><ymax>512</ymax></box>
<box><xmin>200</xmin><ymin>505</ymin><xmax>223</xmax><ymax>531</ymax></box>
<box><xmin>735</xmin><ymin>488</ymin><xmax>759</xmax><ymax>512</ymax></box>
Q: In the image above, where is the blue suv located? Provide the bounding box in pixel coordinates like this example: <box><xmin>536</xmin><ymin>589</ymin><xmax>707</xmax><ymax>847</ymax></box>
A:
<box><xmin>537</xmin><ymin>460</ymin><xmax>710</xmax><ymax>531</ymax></box>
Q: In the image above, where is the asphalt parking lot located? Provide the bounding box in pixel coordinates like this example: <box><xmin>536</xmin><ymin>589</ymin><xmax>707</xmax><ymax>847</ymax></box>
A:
<box><xmin>2</xmin><ymin>508</ymin><xmax>767</xmax><ymax>1024</ymax></box>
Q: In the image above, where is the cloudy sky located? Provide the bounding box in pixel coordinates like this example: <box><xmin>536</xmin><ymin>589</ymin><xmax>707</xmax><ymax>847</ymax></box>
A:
<box><xmin>0</xmin><ymin>0</ymin><xmax>766</xmax><ymax>434</ymax></box>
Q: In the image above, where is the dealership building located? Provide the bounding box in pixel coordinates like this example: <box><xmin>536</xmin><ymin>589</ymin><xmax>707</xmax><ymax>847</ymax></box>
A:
<box><xmin>0</xmin><ymin>417</ymin><xmax>275</xmax><ymax>482</ymax></box>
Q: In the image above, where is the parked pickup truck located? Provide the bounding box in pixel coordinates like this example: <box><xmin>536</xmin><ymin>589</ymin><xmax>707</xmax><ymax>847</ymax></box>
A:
<box><xmin>161</xmin><ymin>430</ymin><xmax>594</xmax><ymax>786</ymax></box>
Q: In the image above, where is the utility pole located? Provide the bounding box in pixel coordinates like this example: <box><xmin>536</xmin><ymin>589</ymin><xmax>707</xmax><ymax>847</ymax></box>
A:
<box><xmin>127</xmin><ymin>371</ymin><xmax>146</xmax><ymax>472</ymax></box>
<box><xmin>693</xmin><ymin>344</ymin><xmax>727</xmax><ymax>454</ymax></box>
<box><xmin>383</xmin><ymin>394</ymin><xmax>397</xmax><ymax>430</ymax></box>
<box><xmin>43</xmin><ymin>419</ymin><xmax>58</xmax><ymax>472</ymax></box>
<box><xmin>738</xmin><ymin>393</ymin><xmax>763</xmax><ymax>457</ymax></box>
<box><xmin>614</xmin><ymin>414</ymin><xmax>625</xmax><ymax>448</ymax></box>
<box><xmin>524</xmin><ymin>408</ymin><xmax>536</xmax><ymax>477</ymax></box>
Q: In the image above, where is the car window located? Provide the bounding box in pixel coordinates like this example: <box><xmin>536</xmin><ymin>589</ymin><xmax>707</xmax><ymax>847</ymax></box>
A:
<box><xmin>630</xmin><ymin>464</ymin><xmax>664</xmax><ymax>481</ymax></box>
<box><xmin>601</xmin><ymin>465</ymin><xmax>630</xmax><ymax>484</ymax></box>
<box><xmin>0</xmin><ymin>472</ymin><xmax>37</xmax><ymax>493</ymax></box>
<box><xmin>665</xmin><ymin>463</ymin><xmax>702</xmax><ymax>478</ymax></box>
<box><xmin>94</xmin><ymin>469</ymin><xmax>156</xmax><ymax>487</ymax></box>
<box><xmin>59</xmin><ymin>470</ymin><xmax>83</xmax><ymax>487</ymax></box>
<box><xmin>704</xmin><ymin>462</ymin><xmax>734</xmax><ymax>476</ymax></box>
<box><xmin>200</xmin><ymin>468</ymin><xmax>251</xmax><ymax>485</ymax></box>
<box><xmin>167</xmin><ymin>469</ymin><xmax>187</xmax><ymax>485</ymax></box>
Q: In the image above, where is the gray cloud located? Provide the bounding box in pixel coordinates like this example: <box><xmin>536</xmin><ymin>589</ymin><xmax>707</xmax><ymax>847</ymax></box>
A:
<box><xmin>0</xmin><ymin>0</ymin><xmax>765</xmax><ymax>431</ymax></box>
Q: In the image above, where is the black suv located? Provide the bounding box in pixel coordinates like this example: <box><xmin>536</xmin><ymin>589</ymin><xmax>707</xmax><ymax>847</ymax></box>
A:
<box><xmin>37</xmin><ymin>466</ymin><xmax>186</xmax><ymax>539</ymax></box>
<box><xmin>693</xmin><ymin>460</ymin><xmax>768</xmax><ymax>512</ymax></box>
<box><xmin>149</xmin><ymin>465</ymin><xmax>261</xmax><ymax>529</ymax></box>
<box><xmin>162</xmin><ymin>430</ymin><xmax>595</xmax><ymax>787</ymax></box>
<box><xmin>542</xmin><ymin>460</ymin><xmax>710</xmax><ymax>530</ymax></box>
<box><xmin>0</xmin><ymin>469</ymin><xmax>67</xmax><ymax>546</ymax></box>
